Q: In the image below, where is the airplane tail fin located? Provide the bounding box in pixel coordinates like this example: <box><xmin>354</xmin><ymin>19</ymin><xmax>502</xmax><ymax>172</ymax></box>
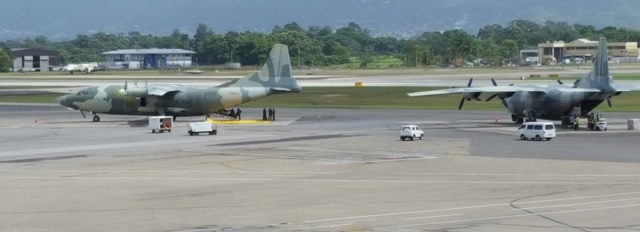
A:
<box><xmin>217</xmin><ymin>44</ymin><xmax>301</xmax><ymax>92</ymax></box>
<box><xmin>577</xmin><ymin>37</ymin><xmax>615</xmax><ymax>93</ymax></box>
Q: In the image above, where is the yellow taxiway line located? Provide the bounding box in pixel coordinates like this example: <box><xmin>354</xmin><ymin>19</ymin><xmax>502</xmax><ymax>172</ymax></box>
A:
<box><xmin>206</xmin><ymin>118</ymin><xmax>271</xmax><ymax>124</ymax></box>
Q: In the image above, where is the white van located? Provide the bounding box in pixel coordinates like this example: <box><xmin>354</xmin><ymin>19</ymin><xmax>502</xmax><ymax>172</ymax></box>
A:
<box><xmin>516</xmin><ymin>121</ymin><xmax>556</xmax><ymax>141</ymax></box>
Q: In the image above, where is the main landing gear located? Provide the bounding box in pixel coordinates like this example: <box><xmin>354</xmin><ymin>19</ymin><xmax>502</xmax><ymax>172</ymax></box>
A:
<box><xmin>511</xmin><ymin>115</ymin><xmax>524</xmax><ymax>124</ymax></box>
<box><xmin>92</xmin><ymin>114</ymin><xmax>100</xmax><ymax>122</ymax></box>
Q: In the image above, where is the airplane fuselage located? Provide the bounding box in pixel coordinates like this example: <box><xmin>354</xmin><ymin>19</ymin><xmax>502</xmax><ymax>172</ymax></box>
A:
<box><xmin>57</xmin><ymin>85</ymin><xmax>274</xmax><ymax>117</ymax></box>
<box><xmin>505</xmin><ymin>89</ymin><xmax>603</xmax><ymax>120</ymax></box>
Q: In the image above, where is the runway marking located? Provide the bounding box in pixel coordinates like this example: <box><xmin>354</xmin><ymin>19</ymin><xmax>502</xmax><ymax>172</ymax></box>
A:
<box><xmin>512</xmin><ymin>197</ymin><xmax>640</xmax><ymax>211</ymax></box>
<box><xmin>2</xmin><ymin>176</ymin><xmax>640</xmax><ymax>185</ymax></box>
<box><xmin>400</xmin><ymin>172</ymin><xmax>640</xmax><ymax>177</ymax></box>
<box><xmin>2</xmin><ymin>176</ymin><xmax>640</xmax><ymax>186</ymax></box>
<box><xmin>0</xmin><ymin>170</ymin><xmax>334</xmax><ymax>174</ymax></box>
<box><xmin>302</xmin><ymin>191</ymin><xmax>640</xmax><ymax>223</ymax></box>
<box><xmin>405</xmin><ymin>214</ymin><xmax>462</xmax><ymax>220</ymax></box>
<box><xmin>374</xmin><ymin>203</ymin><xmax>640</xmax><ymax>230</ymax></box>
<box><xmin>289</xmin><ymin>223</ymin><xmax>351</xmax><ymax>231</ymax></box>
<box><xmin>400</xmin><ymin>172</ymin><xmax>526</xmax><ymax>176</ymax></box>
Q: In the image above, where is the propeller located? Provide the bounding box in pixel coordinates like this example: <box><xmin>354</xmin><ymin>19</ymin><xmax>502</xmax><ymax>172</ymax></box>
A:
<box><xmin>457</xmin><ymin>78</ymin><xmax>480</xmax><ymax>110</ymax></box>
<box><xmin>485</xmin><ymin>78</ymin><xmax>510</xmax><ymax>108</ymax></box>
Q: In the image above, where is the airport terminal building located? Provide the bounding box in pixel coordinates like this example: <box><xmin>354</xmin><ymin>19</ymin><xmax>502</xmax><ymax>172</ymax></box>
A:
<box><xmin>538</xmin><ymin>39</ymin><xmax>639</xmax><ymax>65</ymax></box>
<box><xmin>102</xmin><ymin>48</ymin><xmax>196</xmax><ymax>69</ymax></box>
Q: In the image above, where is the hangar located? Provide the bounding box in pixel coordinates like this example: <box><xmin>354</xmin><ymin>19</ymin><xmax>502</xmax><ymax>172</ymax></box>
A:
<box><xmin>10</xmin><ymin>48</ymin><xmax>60</xmax><ymax>72</ymax></box>
<box><xmin>538</xmin><ymin>39</ymin><xmax>639</xmax><ymax>64</ymax></box>
<box><xmin>102</xmin><ymin>48</ymin><xmax>195</xmax><ymax>69</ymax></box>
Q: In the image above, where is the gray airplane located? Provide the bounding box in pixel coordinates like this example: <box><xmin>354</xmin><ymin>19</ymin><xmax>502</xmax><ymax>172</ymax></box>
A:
<box><xmin>407</xmin><ymin>37</ymin><xmax>640</xmax><ymax>124</ymax></box>
<box><xmin>55</xmin><ymin>44</ymin><xmax>301</xmax><ymax>122</ymax></box>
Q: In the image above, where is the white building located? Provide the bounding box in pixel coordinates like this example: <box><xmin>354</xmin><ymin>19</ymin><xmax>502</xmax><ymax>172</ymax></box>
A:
<box><xmin>102</xmin><ymin>48</ymin><xmax>196</xmax><ymax>69</ymax></box>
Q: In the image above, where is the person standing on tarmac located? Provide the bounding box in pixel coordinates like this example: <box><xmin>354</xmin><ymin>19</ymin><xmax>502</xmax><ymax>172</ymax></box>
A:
<box><xmin>573</xmin><ymin>114</ymin><xmax>580</xmax><ymax>130</ymax></box>
<box><xmin>236</xmin><ymin>108</ymin><xmax>242</xmax><ymax>120</ymax></box>
<box><xmin>262</xmin><ymin>108</ymin><xmax>267</xmax><ymax>120</ymax></box>
<box><xmin>272</xmin><ymin>108</ymin><xmax>276</xmax><ymax>121</ymax></box>
<box><xmin>568</xmin><ymin>114</ymin><xmax>574</xmax><ymax>129</ymax></box>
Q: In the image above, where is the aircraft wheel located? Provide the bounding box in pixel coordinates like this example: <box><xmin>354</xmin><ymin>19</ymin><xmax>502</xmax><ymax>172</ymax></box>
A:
<box><xmin>92</xmin><ymin>115</ymin><xmax>100</xmax><ymax>122</ymax></box>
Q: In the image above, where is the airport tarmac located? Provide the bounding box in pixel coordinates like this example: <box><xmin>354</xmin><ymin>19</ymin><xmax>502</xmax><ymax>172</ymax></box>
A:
<box><xmin>2</xmin><ymin>104</ymin><xmax>640</xmax><ymax>232</ymax></box>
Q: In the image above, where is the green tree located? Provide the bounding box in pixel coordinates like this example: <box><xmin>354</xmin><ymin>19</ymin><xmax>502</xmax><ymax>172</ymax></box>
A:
<box><xmin>0</xmin><ymin>48</ymin><xmax>12</xmax><ymax>72</ymax></box>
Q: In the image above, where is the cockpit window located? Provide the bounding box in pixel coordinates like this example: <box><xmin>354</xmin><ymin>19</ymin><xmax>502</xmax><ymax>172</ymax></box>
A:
<box><xmin>76</xmin><ymin>88</ymin><xmax>90</xmax><ymax>96</ymax></box>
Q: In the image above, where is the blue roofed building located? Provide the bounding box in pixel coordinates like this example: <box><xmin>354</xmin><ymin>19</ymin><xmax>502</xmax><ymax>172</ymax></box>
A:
<box><xmin>102</xmin><ymin>48</ymin><xmax>196</xmax><ymax>69</ymax></box>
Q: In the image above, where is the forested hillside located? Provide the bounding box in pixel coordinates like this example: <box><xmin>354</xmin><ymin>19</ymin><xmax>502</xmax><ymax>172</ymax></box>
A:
<box><xmin>1</xmin><ymin>19</ymin><xmax>639</xmax><ymax>71</ymax></box>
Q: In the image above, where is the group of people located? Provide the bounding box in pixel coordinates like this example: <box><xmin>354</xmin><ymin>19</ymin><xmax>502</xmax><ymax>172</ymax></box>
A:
<box><xmin>262</xmin><ymin>108</ymin><xmax>276</xmax><ymax>121</ymax></box>
<box><xmin>211</xmin><ymin>107</ymin><xmax>277</xmax><ymax>121</ymax></box>
<box><xmin>568</xmin><ymin>114</ymin><xmax>580</xmax><ymax>130</ymax></box>
<box><xmin>228</xmin><ymin>108</ymin><xmax>242</xmax><ymax>120</ymax></box>
<box><xmin>567</xmin><ymin>113</ymin><xmax>601</xmax><ymax>131</ymax></box>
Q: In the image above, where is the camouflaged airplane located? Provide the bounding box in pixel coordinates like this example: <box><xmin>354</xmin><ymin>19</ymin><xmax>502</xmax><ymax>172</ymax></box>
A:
<box><xmin>55</xmin><ymin>44</ymin><xmax>301</xmax><ymax>122</ymax></box>
<box><xmin>407</xmin><ymin>37</ymin><xmax>640</xmax><ymax>124</ymax></box>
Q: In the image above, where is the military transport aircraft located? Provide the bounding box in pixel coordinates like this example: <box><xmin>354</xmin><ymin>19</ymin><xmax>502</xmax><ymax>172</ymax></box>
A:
<box><xmin>407</xmin><ymin>37</ymin><xmax>640</xmax><ymax>124</ymax></box>
<box><xmin>55</xmin><ymin>44</ymin><xmax>301</xmax><ymax>122</ymax></box>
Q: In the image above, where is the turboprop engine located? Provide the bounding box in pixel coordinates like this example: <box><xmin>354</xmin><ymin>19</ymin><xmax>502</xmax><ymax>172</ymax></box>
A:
<box><xmin>118</xmin><ymin>87</ymin><xmax>148</xmax><ymax>98</ymax></box>
<box><xmin>456</xmin><ymin>78</ymin><xmax>482</xmax><ymax>110</ymax></box>
<box><xmin>118</xmin><ymin>81</ymin><xmax>148</xmax><ymax>98</ymax></box>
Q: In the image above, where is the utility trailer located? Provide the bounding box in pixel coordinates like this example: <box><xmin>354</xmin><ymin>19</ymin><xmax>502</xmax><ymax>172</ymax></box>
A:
<box><xmin>188</xmin><ymin>122</ymin><xmax>217</xmax><ymax>136</ymax></box>
<box><xmin>149</xmin><ymin>116</ymin><xmax>173</xmax><ymax>133</ymax></box>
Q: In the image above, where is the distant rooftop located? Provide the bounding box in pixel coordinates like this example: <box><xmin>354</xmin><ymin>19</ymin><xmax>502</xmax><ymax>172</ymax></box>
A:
<box><xmin>102</xmin><ymin>48</ymin><xmax>196</xmax><ymax>55</ymax></box>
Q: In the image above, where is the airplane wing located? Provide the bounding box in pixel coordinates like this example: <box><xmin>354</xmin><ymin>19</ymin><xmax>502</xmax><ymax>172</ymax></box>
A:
<box><xmin>554</xmin><ymin>88</ymin><xmax>602</xmax><ymax>93</ymax></box>
<box><xmin>407</xmin><ymin>86</ymin><xmax>547</xmax><ymax>97</ymax></box>
<box><xmin>146</xmin><ymin>84</ymin><xmax>187</xmax><ymax>96</ymax></box>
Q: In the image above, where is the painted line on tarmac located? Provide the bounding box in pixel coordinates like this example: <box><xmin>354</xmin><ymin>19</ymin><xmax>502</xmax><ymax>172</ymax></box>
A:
<box><xmin>1</xmin><ymin>176</ymin><xmax>640</xmax><ymax>186</ymax></box>
<box><xmin>0</xmin><ymin>170</ymin><xmax>335</xmax><ymax>174</ymax></box>
<box><xmin>405</xmin><ymin>214</ymin><xmax>462</xmax><ymax>220</ymax></box>
<box><xmin>400</xmin><ymin>172</ymin><xmax>640</xmax><ymax>177</ymax></box>
<box><xmin>302</xmin><ymin>191</ymin><xmax>640</xmax><ymax>223</ymax></box>
<box><xmin>374</xmin><ymin>203</ymin><xmax>640</xmax><ymax>230</ymax></box>
<box><xmin>512</xmin><ymin>197</ymin><xmax>640</xmax><ymax>211</ymax></box>
<box><xmin>289</xmin><ymin>223</ymin><xmax>352</xmax><ymax>231</ymax></box>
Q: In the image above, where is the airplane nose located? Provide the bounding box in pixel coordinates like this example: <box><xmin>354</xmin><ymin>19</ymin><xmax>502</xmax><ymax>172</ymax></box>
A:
<box><xmin>55</xmin><ymin>96</ymin><xmax>65</xmax><ymax>104</ymax></box>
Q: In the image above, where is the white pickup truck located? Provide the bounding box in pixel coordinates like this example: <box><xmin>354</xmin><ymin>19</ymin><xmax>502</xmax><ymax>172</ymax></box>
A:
<box><xmin>400</xmin><ymin>124</ymin><xmax>424</xmax><ymax>141</ymax></box>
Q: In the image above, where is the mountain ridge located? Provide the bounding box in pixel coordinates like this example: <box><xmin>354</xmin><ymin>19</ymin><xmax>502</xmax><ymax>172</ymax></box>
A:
<box><xmin>1</xmin><ymin>0</ymin><xmax>639</xmax><ymax>40</ymax></box>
